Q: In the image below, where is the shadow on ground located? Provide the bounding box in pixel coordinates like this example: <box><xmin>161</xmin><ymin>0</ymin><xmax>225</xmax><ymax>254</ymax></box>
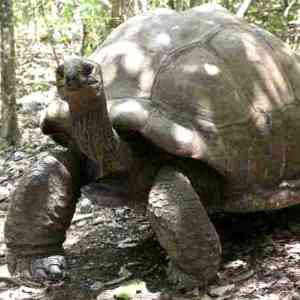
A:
<box><xmin>1</xmin><ymin>204</ymin><xmax>300</xmax><ymax>299</ymax></box>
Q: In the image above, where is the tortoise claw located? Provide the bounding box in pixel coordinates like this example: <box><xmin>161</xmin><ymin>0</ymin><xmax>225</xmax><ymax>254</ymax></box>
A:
<box><xmin>31</xmin><ymin>255</ymin><xmax>66</xmax><ymax>282</ymax></box>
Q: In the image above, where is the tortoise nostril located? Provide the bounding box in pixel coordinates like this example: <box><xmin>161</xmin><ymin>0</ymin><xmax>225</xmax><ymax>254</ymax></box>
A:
<box><xmin>65</xmin><ymin>73</ymin><xmax>80</xmax><ymax>88</ymax></box>
<box><xmin>83</xmin><ymin>63</ymin><xmax>93</xmax><ymax>75</ymax></box>
<box><xmin>66</xmin><ymin>74</ymin><xmax>76</xmax><ymax>83</ymax></box>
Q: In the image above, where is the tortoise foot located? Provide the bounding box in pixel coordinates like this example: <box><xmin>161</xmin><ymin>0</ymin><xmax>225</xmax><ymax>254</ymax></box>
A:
<box><xmin>31</xmin><ymin>255</ymin><xmax>66</xmax><ymax>281</ymax></box>
<box><xmin>167</xmin><ymin>262</ymin><xmax>199</xmax><ymax>291</ymax></box>
<box><xmin>7</xmin><ymin>252</ymin><xmax>67</xmax><ymax>282</ymax></box>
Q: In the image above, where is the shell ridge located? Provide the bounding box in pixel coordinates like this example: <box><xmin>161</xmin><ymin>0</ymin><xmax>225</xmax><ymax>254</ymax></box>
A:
<box><xmin>150</xmin><ymin>24</ymin><xmax>223</xmax><ymax>99</ymax></box>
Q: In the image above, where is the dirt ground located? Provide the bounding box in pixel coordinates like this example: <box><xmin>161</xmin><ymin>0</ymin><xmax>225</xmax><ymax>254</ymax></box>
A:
<box><xmin>2</xmin><ymin>101</ymin><xmax>300</xmax><ymax>300</ymax></box>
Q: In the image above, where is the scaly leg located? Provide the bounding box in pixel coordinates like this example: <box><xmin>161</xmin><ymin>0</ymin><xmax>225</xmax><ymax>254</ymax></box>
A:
<box><xmin>5</xmin><ymin>149</ymin><xmax>82</xmax><ymax>281</ymax></box>
<box><xmin>147</xmin><ymin>166</ymin><xmax>221</xmax><ymax>290</ymax></box>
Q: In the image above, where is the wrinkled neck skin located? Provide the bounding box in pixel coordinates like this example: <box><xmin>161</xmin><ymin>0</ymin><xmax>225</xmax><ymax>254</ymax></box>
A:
<box><xmin>69</xmin><ymin>90</ymin><xmax>131</xmax><ymax>177</ymax></box>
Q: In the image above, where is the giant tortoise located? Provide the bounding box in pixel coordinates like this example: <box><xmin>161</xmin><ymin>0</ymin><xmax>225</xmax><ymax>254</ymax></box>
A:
<box><xmin>5</xmin><ymin>3</ymin><xmax>300</xmax><ymax>290</ymax></box>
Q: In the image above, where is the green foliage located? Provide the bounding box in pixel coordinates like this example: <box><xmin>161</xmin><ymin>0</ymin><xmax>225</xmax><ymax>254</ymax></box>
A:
<box><xmin>59</xmin><ymin>0</ymin><xmax>110</xmax><ymax>54</ymax></box>
<box><xmin>245</xmin><ymin>1</ymin><xmax>299</xmax><ymax>42</ymax></box>
<box><xmin>15</xmin><ymin>0</ymin><xmax>111</xmax><ymax>56</ymax></box>
<box><xmin>14</xmin><ymin>0</ymin><xmax>300</xmax><ymax>57</ymax></box>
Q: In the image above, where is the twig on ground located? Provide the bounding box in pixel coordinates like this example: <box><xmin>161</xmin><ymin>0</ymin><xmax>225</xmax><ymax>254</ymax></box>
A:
<box><xmin>0</xmin><ymin>276</ymin><xmax>43</xmax><ymax>288</ymax></box>
<box><xmin>141</xmin><ymin>264</ymin><xmax>159</xmax><ymax>276</ymax></box>
<box><xmin>72</xmin><ymin>213</ymin><xmax>94</xmax><ymax>224</ymax></box>
<box><xmin>230</xmin><ymin>270</ymin><xmax>255</xmax><ymax>283</ymax></box>
<box><xmin>102</xmin><ymin>273</ymin><xmax>132</xmax><ymax>287</ymax></box>
<box><xmin>236</xmin><ymin>0</ymin><xmax>255</xmax><ymax>18</ymax></box>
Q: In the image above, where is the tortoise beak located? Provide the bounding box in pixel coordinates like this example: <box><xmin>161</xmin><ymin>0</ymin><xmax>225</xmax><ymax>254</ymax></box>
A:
<box><xmin>65</xmin><ymin>74</ymin><xmax>82</xmax><ymax>90</ymax></box>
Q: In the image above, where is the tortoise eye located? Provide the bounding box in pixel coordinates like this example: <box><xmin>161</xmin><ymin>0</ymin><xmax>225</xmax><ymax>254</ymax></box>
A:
<box><xmin>56</xmin><ymin>65</ymin><xmax>64</xmax><ymax>78</ymax></box>
<box><xmin>82</xmin><ymin>63</ymin><xmax>93</xmax><ymax>76</ymax></box>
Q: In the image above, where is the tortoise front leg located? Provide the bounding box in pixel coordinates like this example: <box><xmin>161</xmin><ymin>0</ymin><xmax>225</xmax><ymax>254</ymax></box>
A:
<box><xmin>4</xmin><ymin>149</ymin><xmax>82</xmax><ymax>282</ymax></box>
<box><xmin>110</xmin><ymin>98</ymin><xmax>206</xmax><ymax>159</ymax></box>
<box><xmin>147</xmin><ymin>166</ymin><xmax>221</xmax><ymax>290</ymax></box>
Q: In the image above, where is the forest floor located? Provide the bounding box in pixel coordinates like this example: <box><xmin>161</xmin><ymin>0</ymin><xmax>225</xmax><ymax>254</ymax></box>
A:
<box><xmin>2</xmin><ymin>35</ymin><xmax>300</xmax><ymax>300</ymax></box>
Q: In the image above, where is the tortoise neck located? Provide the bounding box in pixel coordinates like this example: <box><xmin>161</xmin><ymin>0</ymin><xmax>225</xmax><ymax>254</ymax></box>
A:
<box><xmin>71</xmin><ymin>93</ymin><xmax>129</xmax><ymax>176</ymax></box>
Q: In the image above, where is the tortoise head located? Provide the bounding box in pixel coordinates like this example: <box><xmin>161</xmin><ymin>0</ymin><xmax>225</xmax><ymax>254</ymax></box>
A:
<box><xmin>56</xmin><ymin>57</ymin><xmax>105</xmax><ymax>114</ymax></box>
<box><xmin>56</xmin><ymin>57</ymin><xmax>112</xmax><ymax>163</ymax></box>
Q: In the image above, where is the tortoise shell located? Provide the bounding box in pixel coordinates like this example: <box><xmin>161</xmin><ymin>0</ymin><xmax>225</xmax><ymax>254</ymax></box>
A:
<box><xmin>44</xmin><ymin>4</ymin><xmax>300</xmax><ymax>211</ymax></box>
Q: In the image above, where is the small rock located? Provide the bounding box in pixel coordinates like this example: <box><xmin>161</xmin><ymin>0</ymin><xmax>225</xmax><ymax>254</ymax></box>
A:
<box><xmin>208</xmin><ymin>284</ymin><xmax>235</xmax><ymax>297</ymax></box>
<box><xmin>224</xmin><ymin>259</ymin><xmax>247</xmax><ymax>269</ymax></box>
<box><xmin>118</xmin><ymin>238</ymin><xmax>138</xmax><ymax>249</ymax></box>
<box><xmin>0</xmin><ymin>282</ymin><xmax>8</xmax><ymax>290</ymax></box>
<box><xmin>11</xmin><ymin>151</ymin><xmax>25</xmax><ymax>161</ymax></box>
<box><xmin>78</xmin><ymin>197</ymin><xmax>94</xmax><ymax>213</ymax></box>
<box><xmin>294</xmin><ymin>280</ymin><xmax>300</xmax><ymax>287</ymax></box>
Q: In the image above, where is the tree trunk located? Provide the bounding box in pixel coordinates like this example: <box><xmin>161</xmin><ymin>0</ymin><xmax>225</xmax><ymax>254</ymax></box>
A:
<box><xmin>222</xmin><ymin>0</ymin><xmax>230</xmax><ymax>9</ymax></box>
<box><xmin>189</xmin><ymin>0</ymin><xmax>207</xmax><ymax>9</ymax></box>
<box><xmin>236</xmin><ymin>0</ymin><xmax>255</xmax><ymax>18</ymax></box>
<box><xmin>283</xmin><ymin>0</ymin><xmax>289</xmax><ymax>10</ymax></box>
<box><xmin>110</xmin><ymin>0</ymin><xmax>123</xmax><ymax>28</ymax></box>
<box><xmin>131</xmin><ymin>0</ymin><xmax>148</xmax><ymax>15</ymax></box>
<box><xmin>0</xmin><ymin>0</ymin><xmax>19</xmax><ymax>145</ymax></box>
<box><xmin>110</xmin><ymin>0</ymin><xmax>148</xmax><ymax>29</ymax></box>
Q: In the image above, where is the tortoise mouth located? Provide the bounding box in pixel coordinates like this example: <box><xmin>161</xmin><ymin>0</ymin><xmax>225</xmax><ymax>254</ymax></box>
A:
<box><xmin>65</xmin><ymin>79</ymin><xmax>101</xmax><ymax>92</ymax></box>
<box><xmin>65</xmin><ymin>80</ymin><xmax>104</xmax><ymax>115</ymax></box>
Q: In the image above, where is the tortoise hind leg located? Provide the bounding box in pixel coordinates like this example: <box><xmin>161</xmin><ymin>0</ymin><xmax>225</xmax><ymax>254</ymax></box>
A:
<box><xmin>147</xmin><ymin>166</ymin><xmax>221</xmax><ymax>290</ymax></box>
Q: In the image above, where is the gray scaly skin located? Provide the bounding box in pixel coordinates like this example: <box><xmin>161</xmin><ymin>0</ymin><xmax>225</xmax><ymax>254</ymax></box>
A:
<box><xmin>4</xmin><ymin>149</ymin><xmax>82</xmax><ymax>282</ymax></box>
<box><xmin>56</xmin><ymin>58</ymin><xmax>131</xmax><ymax>176</ymax></box>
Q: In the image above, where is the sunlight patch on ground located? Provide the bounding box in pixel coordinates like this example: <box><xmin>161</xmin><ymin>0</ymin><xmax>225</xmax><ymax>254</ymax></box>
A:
<box><xmin>0</xmin><ymin>264</ymin><xmax>10</xmax><ymax>277</ymax></box>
